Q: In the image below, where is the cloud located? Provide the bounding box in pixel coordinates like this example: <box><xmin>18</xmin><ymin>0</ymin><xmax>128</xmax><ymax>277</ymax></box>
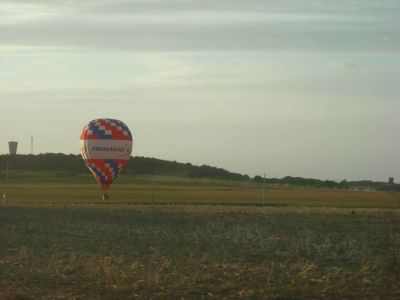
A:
<box><xmin>1</xmin><ymin>0</ymin><xmax>398</xmax><ymax>53</ymax></box>
<box><xmin>3</xmin><ymin>0</ymin><xmax>399</xmax><ymax>14</ymax></box>
<box><xmin>326</xmin><ymin>60</ymin><xmax>369</xmax><ymax>71</ymax></box>
<box><xmin>1</xmin><ymin>16</ymin><xmax>395</xmax><ymax>53</ymax></box>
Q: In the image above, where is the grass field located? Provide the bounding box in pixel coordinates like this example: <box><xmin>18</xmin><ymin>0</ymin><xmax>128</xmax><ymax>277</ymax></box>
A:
<box><xmin>0</xmin><ymin>172</ymin><xmax>399</xmax><ymax>299</ymax></box>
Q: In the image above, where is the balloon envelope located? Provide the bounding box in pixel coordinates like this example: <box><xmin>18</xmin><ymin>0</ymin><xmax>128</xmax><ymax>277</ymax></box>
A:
<box><xmin>80</xmin><ymin>118</ymin><xmax>132</xmax><ymax>193</ymax></box>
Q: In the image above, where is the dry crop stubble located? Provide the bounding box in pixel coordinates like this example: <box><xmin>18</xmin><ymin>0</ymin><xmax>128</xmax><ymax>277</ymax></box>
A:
<box><xmin>0</xmin><ymin>204</ymin><xmax>399</xmax><ymax>298</ymax></box>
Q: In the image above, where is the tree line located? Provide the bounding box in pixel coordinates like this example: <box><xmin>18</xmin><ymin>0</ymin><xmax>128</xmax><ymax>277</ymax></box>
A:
<box><xmin>0</xmin><ymin>154</ymin><xmax>248</xmax><ymax>181</ymax></box>
<box><xmin>0</xmin><ymin>153</ymin><xmax>397</xmax><ymax>190</ymax></box>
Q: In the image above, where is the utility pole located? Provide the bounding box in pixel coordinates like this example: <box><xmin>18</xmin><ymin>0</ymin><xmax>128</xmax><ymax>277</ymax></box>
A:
<box><xmin>30</xmin><ymin>135</ymin><xmax>34</xmax><ymax>155</ymax></box>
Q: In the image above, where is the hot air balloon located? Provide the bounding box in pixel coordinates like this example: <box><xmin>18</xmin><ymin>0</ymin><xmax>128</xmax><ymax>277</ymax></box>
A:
<box><xmin>80</xmin><ymin>118</ymin><xmax>133</xmax><ymax>200</ymax></box>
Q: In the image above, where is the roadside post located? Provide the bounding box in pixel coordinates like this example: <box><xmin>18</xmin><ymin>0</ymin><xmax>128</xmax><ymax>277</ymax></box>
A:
<box><xmin>152</xmin><ymin>180</ymin><xmax>156</xmax><ymax>204</ymax></box>
<box><xmin>262</xmin><ymin>173</ymin><xmax>266</xmax><ymax>207</ymax></box>
<box><xmin>3</xmin><ymin>161</ymin><xmax>9</xmax><ymax>205</ymax></box>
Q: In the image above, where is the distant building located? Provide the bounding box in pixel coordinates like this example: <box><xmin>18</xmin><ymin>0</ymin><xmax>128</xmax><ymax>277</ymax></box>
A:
<box><xmin>8</xmin><ymin>141</ymin><xmax>18</xmax><ymax>155</ymax></box>
<box><xmin>388</xmin><ymin>177</ymin><xmax>394</xmax><ymax>185</ymax></box>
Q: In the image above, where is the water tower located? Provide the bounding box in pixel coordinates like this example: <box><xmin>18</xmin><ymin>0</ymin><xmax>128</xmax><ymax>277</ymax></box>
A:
<box><xmin>8</xmin><ymin>141</ymin><xmax>18</xmax><ymax>155</ymax></box>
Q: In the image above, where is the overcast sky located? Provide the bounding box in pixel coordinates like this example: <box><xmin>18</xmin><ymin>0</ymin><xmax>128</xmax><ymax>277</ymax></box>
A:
<box><xmin>1</xmin><ymin>0</ymin><xmax>399</xmax><ymax>181</ymax></box>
